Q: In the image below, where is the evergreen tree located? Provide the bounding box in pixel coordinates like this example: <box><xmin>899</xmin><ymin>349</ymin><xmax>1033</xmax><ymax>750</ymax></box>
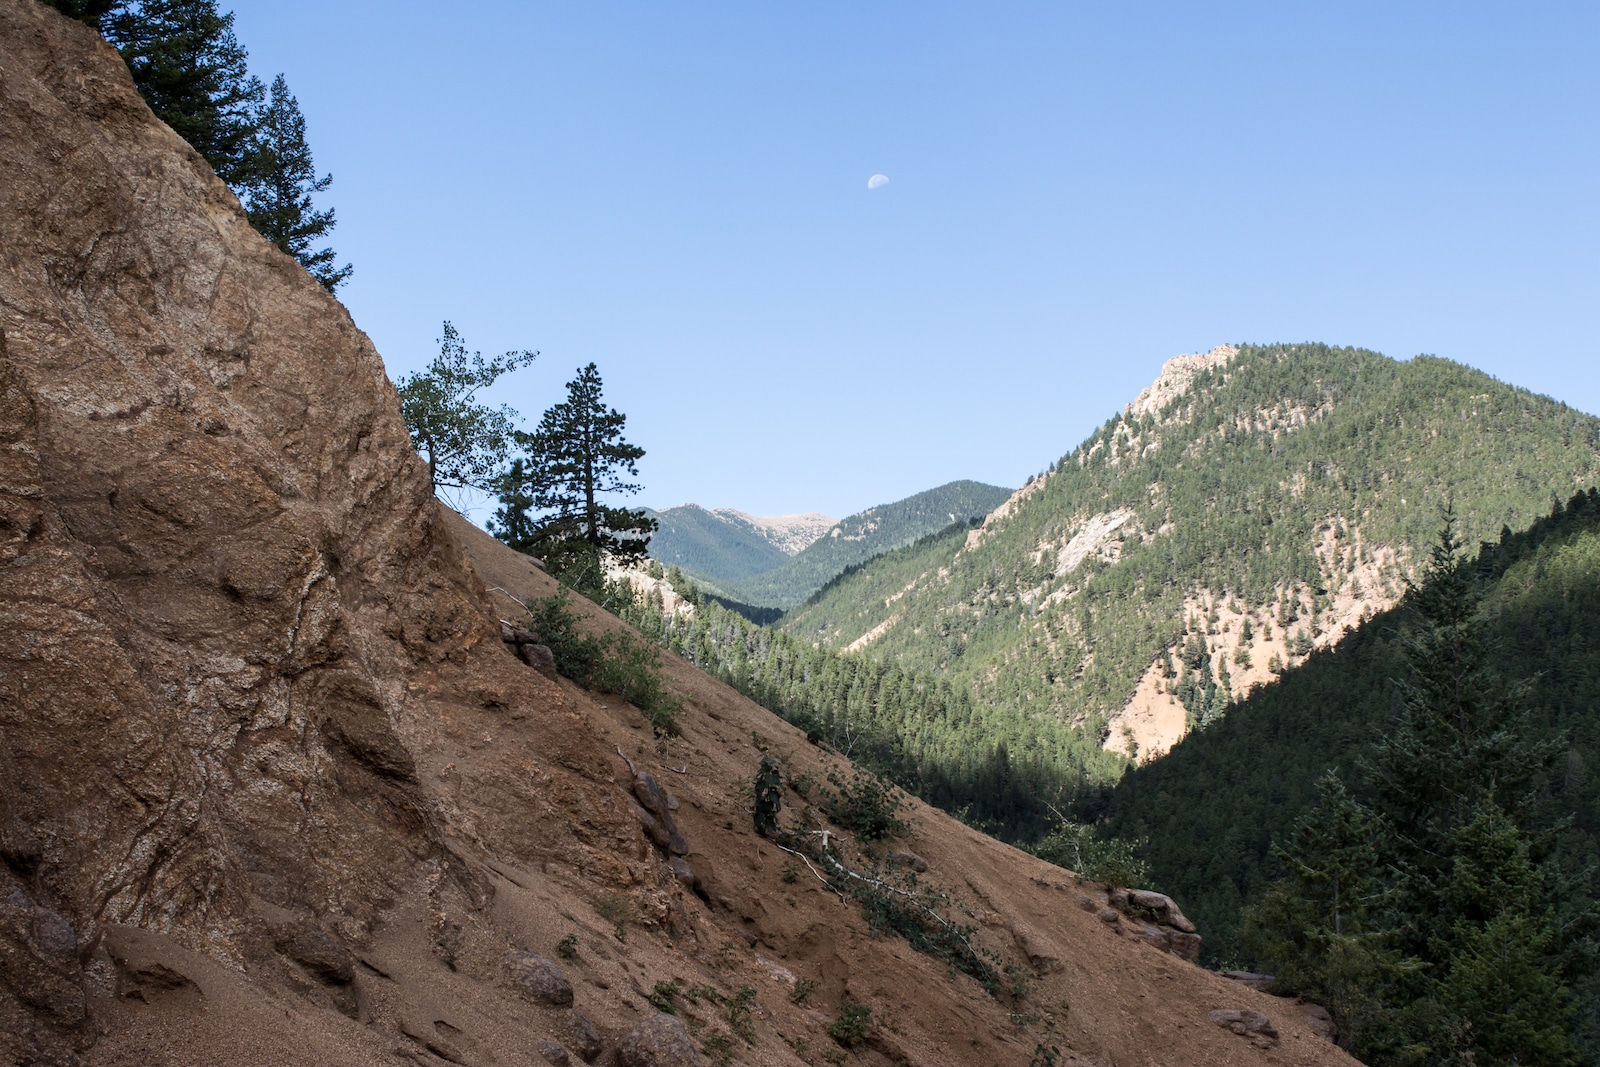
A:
<box><xmin>1436</xmin><ymin>804</ymin><xmax>1576</xmax><ymax>1067</ymax></box>
<box><xmin>395</xmin><ymin>322</ymin><xmax>537</xmax><ymax>495</ymax></box>
<box><xmin>1369</xmin><ymin>510</ymin><xmax>1560</xmax><ymax>944</ymax></box>
<box><xmin>105</xmin><ymin>0</ymin><xmax>264</xmax><ymax>185</ymax></box>
<box><xmin>492</xmin><ymin>363</ymin><xmax>656</xmax><ymax>570</ymax></box>
<box><xmin>42</xmin><ymin>0</ymin><xmax>122</xmax><ymax>28</ymax></box>
<box><xmin>1241</xmin><ymin>772</ymin><xmax>1421</xmax><ymax>1059</ymax></box>
<box><xmin>242</xmin><ymin>74</ymin><xmax>350</xmax><ymax>292</ymax></box>
<box><xmin>1240</xmin><ymin>518</ymin><xmax>1584</xmax><ymax>1064</ymax></box>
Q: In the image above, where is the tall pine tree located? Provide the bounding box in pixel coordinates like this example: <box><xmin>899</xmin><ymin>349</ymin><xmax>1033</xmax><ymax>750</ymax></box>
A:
<box><xmin>243</xmin><ymin>74</ymin><xmax>351</xmax><ymax>291</ymax></box>
<box><xmin>491</xmin><ymin>363</ymin><xmax>656</xmax><ymax>572</ymax></box>
<box><xmin>104</xmin><ymin>0</ymin><xmax>263</xmax><ymax>186</ymax></box>
<box><xmin>1246</xmin><ymin>516</ymin><xmax>1587</xmax><ymax>1065</ymax></box>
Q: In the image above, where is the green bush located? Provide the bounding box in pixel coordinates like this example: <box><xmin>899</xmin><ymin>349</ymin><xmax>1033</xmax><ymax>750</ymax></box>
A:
<box><xmin>827</xmin><ymin>1000</ymin><xmax>873</xmax><ymax>1048</ymax></box>
<box><xmin>526</xmin><ymin>591</ymin><xmax>682</xmax><ymax>736</ymax></box>
<box><xmin>820</xmin><ymin>766</ymin><xmax>908</xmax><ymax>842</ymax></box>
<box><xmin>1033</xmin><ymin>821</ymin><xmax>1148</xmax><ymax>888</ymax></box>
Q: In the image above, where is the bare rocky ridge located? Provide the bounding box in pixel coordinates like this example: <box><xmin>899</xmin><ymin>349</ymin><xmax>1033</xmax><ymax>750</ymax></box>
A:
<box><xmin>0</xmin><ymin>6</ymin><xmax>1358</xmax><ymax>1066</ymax></box>
<box><xmin>710</xmin><ymin>510</ymin><xmax>838</xmax><ymax>557</ymax></box>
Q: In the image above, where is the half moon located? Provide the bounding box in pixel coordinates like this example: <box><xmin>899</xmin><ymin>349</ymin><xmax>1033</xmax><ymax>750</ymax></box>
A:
<box><xmin>867</xmin><ymin>174</ymin><xmax>889</xmax><ymax>190</ymax></box>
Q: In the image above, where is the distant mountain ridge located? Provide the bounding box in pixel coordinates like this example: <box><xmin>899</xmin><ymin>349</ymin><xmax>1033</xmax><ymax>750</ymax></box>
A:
<box><xmin>780</xmin><ymin>343</ymin><xmax>1600</xmax><ymax>766</ymax></box>
<box><xmin>713</xmin><ymin>480</ymin><xmax>1014</xmax><ymax>610</ymax></box>
<box><xmin>643</xmin><ymin>505</ymin><xmax>804</xmax><ymax>583</ymax></box>
<box><xmin>646</xmin><ymin>481</ymin><xmax>1012</xmax><ymax>611</ymax></box>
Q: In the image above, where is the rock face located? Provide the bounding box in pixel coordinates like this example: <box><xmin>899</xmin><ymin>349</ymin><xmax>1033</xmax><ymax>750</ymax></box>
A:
<box><xmin>0</xmin><ymin>4</ymin><xmax>598</xmax><ymax>1061</ymax></box>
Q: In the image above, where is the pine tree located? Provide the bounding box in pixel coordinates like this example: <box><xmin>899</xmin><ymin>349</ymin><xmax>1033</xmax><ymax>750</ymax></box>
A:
<box><xmin>243</xmin><ymin>74</ymin><xmax>351</xmax><ymax>291</ymax></box>
<box><xmin>1436</xmin><ymin>804</ymin><xmax>1576</xmax><ymax>1067</ymax></box>
<box><xmin>491</xmin><ymin>363</ymin><xmax>656</xmax><ymax>571</ymax></box>
<box><xmin>1369</xmin><ymin>510</ymin><xmax>1560</xmax><ymax>935</ymax></box>
<box><xmin>105</xmin><ymin>0</ymin><xmax>264</xmax><ymax>185</ymax></box>
<box><xmin>395</xmin><ymin>322</ymin><xmax>537</xmax><ymax>495</ymax></box>
<box><xmin>1241</xmin><ymin>771</ymin><xmax>1420</xmax><ymax>1058</ymax></box>
<box><xmin>42</xmin><ymin>0</ymin><xmax>122</xmax><ymax>28</ymax></box>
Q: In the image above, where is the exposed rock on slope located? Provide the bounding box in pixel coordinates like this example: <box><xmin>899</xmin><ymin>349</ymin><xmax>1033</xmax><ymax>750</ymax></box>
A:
<box><xmin>0</xmin><ymin>6</ymin><xmax>1358</xmax><ymax>1065</ymax></box>
<box><xmin>712</xmin><ymin>509</ymin><xmax>837</xmax><ymax>557</ymax></box>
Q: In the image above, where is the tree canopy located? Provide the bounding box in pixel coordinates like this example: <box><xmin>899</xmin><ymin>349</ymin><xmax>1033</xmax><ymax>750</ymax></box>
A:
<box><xmin>395</xmin><ymin>323</ymin><xmax>537</xmax><ymax>495</ymax></box>
<box><xmin>53</xmin><ymin>0</ymin><xmax>353</xmax><ymax>286</ymax></box>
<box><xmin>104</xmin><ymin>0</ymin><xmax>263</xmax><ymax>187</ymax></box>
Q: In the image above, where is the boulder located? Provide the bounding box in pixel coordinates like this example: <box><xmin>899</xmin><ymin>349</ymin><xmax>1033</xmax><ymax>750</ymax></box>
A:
<box><xmin>506</xmin><ymin>952</ymin><xmax>574</xmax><ymax>1007</ymax></box>
<box><xmin>633</xmin><ymin>774</ymin><xmax>689</xmax><ymax>855</ymax></box>
<box><xmin>889</xmin><ymin>851</ymin><xmax>929</xmax><ymax>872</ymax></box>
<box><xmin>564</xmin><ymin>1008</ymin><xmax>604</xmax><ymax>1063</ymax></box>
<box><xmin>538</xmin><ymin>1040</ymin><xmax>572</xmax><ymax>1066</ymax></box>
<box><xmin>1221</xmin><ymin>969</ymin><xmax>1277</xmax><ymax>992</ymax></box>
<box><xmin>1126</xmin><ymin>888</ymin><xmax>1197</xmax><ymax>933</ymax></box>
<box><xmin>667</xmin><ymin>856</ymin><xmax>699</xmax><ymax>890</ymax></box>
<box><xmin>518</xmin><ymin>642</ymin><xmax>559</xmax><ymax>679</ymax></box>
<box><xmin>617</xmin><ymin>1013</ymin><xmax>702</xmax><ymax>1067</ymax></box>
<box><xmin>1300</xmin><ymin>1002</ymin><xmax>1337</xmax><ymax>1043</ymax></box>
<box><xmin>1209</xmin><ymin>1009</ymin><xmax>1279</xmax><ymax>1048</ymax></box>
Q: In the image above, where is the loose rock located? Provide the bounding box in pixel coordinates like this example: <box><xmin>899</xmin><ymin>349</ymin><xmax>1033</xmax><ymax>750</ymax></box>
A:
<box><xmin>889</xmin><ymin>851</ymin><xmax>929</xmax><ymax>872</ymax></box>
<box><xmin>506</xmin><ymin>952</ymin><xmax>574</xmax><ymax>1007</ymax></box>
<box><xmin>617</xmin><ymin>1013</ymin><xmax>702</xmax><ymax>1067</ymax></box>
<box><xmin>564</xmin><ymin>1009</ymin><xmax>604</xmax><ymax>1063</ymax></box>
<box><xmin>518</xmin><ymin>642</ymin><xmax>559</xmax><ymax>679</ymax></box>
<box><xmin>538</xmin><ymin>1040</ymin><xmax>572</xmax><ymax>1066</ymax></box>
<box><xmin>1301</xmin><ymin>1003</ymin><xmax>1337</xmax><ymax>1043</ymax></box>
<box><xmin>667</xmin><ymin>856</ymin><xmax>698</xmax><ymax>890</ymax></box>
<box><xmin>1209</xmin><ymin>1009</ymin><xmax>1279</xmax><ymax>1048</ymax></box>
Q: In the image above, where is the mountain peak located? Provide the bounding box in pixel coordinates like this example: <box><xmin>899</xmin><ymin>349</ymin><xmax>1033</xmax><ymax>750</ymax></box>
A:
<box><xmin>1125</xmin><ymin>344</ymin><xmax>1239</xmax><ymax>420</ymax></box>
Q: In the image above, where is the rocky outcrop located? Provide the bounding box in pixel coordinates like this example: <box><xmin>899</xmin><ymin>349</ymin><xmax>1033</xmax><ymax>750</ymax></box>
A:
<box><xmin>617</xmin><ymin>1013</ymin><xmax>703</xmax><ymax>1067</ymax></box>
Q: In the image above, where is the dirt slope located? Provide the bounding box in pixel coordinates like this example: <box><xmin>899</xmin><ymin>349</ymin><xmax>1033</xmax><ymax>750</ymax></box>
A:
<box><xmin>0</xmin><ymin>4</ymin><xmax>1359</xmax><ymax>1065</ymax></box>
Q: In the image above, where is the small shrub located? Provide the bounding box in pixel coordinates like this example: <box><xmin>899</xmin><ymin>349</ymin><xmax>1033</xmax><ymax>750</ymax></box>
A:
<box><xmin>647</xmin><ymin>979</ymin><xmax>682</xmax><ymax>1014</ymax></box>
<box><xmin>754</xmin><ymin>756</ymin><xmax>783</xmax><ymax>836</ymax></box>
<box><xmin>556</xmin><ymin>934</ymin><xmax>578</xmax><ymax>959</ymax></box>
<box><xmin>848</xmin><ymin>873</ymin><xmax>998</xmax><ymax>990</ymax></box>
<box><xmin>527</xmin><ymin>591</ymin><xmax>682</xmax><ymax>737</ymax></box>
<box><xmin>790</xmin><ymin>978</ymin><xmax>817</xmax><ymax>1006</ymax></box>
<box><xmin>828</xmin><ymin>1000</ymin><xmax>873</xmax><ymax>1048</ymax></box>
<box><xmin>726</xmin><ymin>986</ymin><xmax>757</xmax><ymax>1042</ymax></box>
<box><xmin>819</xmin><ymin>766</ymin><xmax>908</xmax><ymax>842</ymax></box>
<box><xmin>1032</xmin><ymin>822</ymin><xmax>1148</xmax><ymax>889</ymax></box>
<box><xmin>700</xmin><ymin>1030</ymin><xmax>733</xmax><ymax>1067</ymax></box>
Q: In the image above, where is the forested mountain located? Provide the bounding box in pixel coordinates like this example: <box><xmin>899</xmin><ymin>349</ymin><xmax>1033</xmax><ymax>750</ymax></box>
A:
<box><xmin>643</xmin><ymin>504</ymin><xmax>796</xmax><ymax>583</ymax></box>
<box><xmin>1103</xmin><ymin>488</ymin><xmax>1600</xmax><ymax>971</ymax></box>
<box><xmin>780</xmin><ymin>344</ymin><xmax>1600</xmax><ymax>764</ymax></box>
<box><xmin>715</xmin><ymin>479</ymin><xmax>1012</xmax><ymax>609</ymax></box>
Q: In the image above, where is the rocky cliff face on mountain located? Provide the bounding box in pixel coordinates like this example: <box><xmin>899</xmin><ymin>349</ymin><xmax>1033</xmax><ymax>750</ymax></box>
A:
<box><xmin>0</xmin><ymin>5</ymin><xmax>1359</xmax><ymax>1066</ymax></box>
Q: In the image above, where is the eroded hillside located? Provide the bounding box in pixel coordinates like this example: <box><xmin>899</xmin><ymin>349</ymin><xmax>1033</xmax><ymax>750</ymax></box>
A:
<box><xmin>0</xmin><ymin>5</ymin><xmax>1358</xmax><ymax>1066</ymax></box>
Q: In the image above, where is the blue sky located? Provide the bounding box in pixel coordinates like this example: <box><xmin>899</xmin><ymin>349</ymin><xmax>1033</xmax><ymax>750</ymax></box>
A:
<box><xmin>230</xmin><ymin>1</ymin><xmax>1599</xmax><ymax>521</ymax></box>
